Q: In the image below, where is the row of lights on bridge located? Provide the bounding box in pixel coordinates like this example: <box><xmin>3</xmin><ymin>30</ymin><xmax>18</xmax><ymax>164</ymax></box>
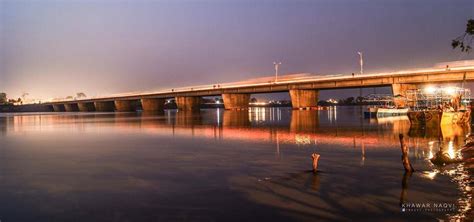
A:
<box><xmin>169</xmin><ymin>52</ymin><xmax>365</xmax><ymax>92</ymax></box>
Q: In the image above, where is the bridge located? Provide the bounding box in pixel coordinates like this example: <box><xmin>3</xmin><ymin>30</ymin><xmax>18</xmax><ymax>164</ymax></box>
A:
<box><xmin>37</xmin><ymin>66</ymin><xmax>474</xmax><ymax>112</ymax></box>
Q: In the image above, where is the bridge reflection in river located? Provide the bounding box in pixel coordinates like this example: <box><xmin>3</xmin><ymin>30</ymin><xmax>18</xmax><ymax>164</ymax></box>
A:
<box><xmin>2</xmin><ymin>107</ymin><xmax>469</xmax><ymax>157</ymax></box>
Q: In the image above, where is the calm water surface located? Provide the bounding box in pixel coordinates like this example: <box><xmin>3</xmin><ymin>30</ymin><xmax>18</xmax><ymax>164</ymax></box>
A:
<box><xmin>0</xmin><ymin>107</ymin><xmax>472</xmax><ymax>221</ymax></box>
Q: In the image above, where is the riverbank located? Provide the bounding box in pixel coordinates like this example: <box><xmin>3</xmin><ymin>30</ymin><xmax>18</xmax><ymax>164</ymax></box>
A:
<box><xmin>0</xmin><ymin>104</ymin><xmax>53</xmax><ymax>112</ymax></box>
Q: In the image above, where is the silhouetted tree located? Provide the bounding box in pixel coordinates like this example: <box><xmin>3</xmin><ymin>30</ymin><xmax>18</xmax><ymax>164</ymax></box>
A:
<box><xmin>0</xmin><ymin>93</ymin><xmax>7</xmax><ymax>104</ymax></box>
<box><xmin>250</xmin><ymin>98</ymin><xmax>258</xmax><ymax>103</ymax></box>
<box><xmin>452</xmin><ymin>19</ymin><xmax>474</xmax><ymax>52</ymax></box>
<box><xmin>345</xmin><ymin>97</ymin><xmax>355</xmax><ymax>104</ymax></box>
<box><xmin>21</xmin><ymin>92</ymin><xmax>29</xmax><ymax>102</ymax></box>
<box><xmin>76</xmin><ymin>92</ymin><xmax>87</xmax><ymax>99</ymax></box>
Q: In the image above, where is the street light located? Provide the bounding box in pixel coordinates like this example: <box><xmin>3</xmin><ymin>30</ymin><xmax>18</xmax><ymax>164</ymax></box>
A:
<box><xmin>357</xmin><ymin>51</ymin><xmax>363</xmax><ymax>74</ymax></box>
<box><xmin>273</xmin><ymin>62</ymin><xmax>281</xmax><ymax>83</ymax></box>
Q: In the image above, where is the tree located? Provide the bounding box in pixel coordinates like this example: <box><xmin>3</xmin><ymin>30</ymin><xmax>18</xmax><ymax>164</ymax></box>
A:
<box><xmin>76</xmin><ymin>92</ymin><xmax>87</xmax><ymax>99</ymax></box>
<box><xmin>21</xmin><ymin>92</ymin><xmax>29</xmax><ymax>102</ymax></box>
<box><xmin>452</xmin><ymin>19</ymin><xmax>474</xmax><ymax>52</ymax></box>
<box><xmin>250</xmin><ymin>98</ymin><xmax>258</xmax><ymax>103</ymax></box>
<box><xmin>345</xmin><ymin>97</ymin><xmax>355</xmax><ymax>104</ymax></box>
<box><xmin>65</xmin><ymin>96</ymin><xmax>74</xmax><ymax>100</ymax></box>
<box><xmin>0</xmin><ymin>93</ymin><xmax>6</xmax><ymax>104</ymax></box>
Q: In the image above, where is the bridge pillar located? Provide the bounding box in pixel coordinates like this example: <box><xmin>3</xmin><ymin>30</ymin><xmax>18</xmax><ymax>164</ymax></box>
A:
<box><xmin>392</xmin><ymin>84</ymin><xmax>417</xmax><ymax>107</ymax></box>
<box><xmin>64</xmin><ymin>103</ymin><xmax>79</xmax><ymax>112</ymax></box>
<box><xmin>52</xmin><ymin>104</ymin><xmax>66</xmax><ymax>112</ymax></box>
<box><xmin>94</xmin><ymin>101</ymin><xmax>115</xmax><ymax>112</ymax></box>
<box><xmin>175</xmin><ymin>96</ymin><xmax>201</xmax><ymax>111</ymax></box>
<box><xmin>77</xmin><ymin>102</ymin><xmax>96</xmax><ymax>112</ymax></box>
<box><xmin>141</xmin><ymin>98</ymin><xmax>165</xmax><ymax>111</ymax></box>
<box><xmin>222</xmin><ymin>93</ymin><xmax>250</xmax><ymax>110</ymax></box>
<box><xmin>114</xmin><ymin>100</ymin><xmax>135</xmax><ymax>112</ymax></box>
<box><xmin>289</xmin><ymin>89</ymin><xmax>319</xmax><ymax>109</ymax></box>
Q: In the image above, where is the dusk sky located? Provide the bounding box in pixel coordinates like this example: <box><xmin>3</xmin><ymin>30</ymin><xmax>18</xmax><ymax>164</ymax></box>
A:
<box><xmin>1</xmin><ymin>0</ymin><xmax>473</xmax><ymax>101</ymax></box>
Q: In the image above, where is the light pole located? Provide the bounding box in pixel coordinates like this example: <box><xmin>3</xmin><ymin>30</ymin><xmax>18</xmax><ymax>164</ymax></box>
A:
<box><xmin>357</xmin><ymin>52</ymin><xmax>364</xmax><ymax>115</ymax></box>
<box><xmin>273</xmin><ymin>62</ymin><xmax>281</xmax><ymax>83</ymax></box>
<box><xmin>357</xmin><ymin>51</ymin><xmax>363</xmax><ymax>74</ymax></box>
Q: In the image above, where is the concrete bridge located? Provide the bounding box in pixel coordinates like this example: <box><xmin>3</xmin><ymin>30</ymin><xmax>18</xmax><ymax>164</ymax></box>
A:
<box><xmin>40</xmin><ymin>67</ymin><xmax>474</xmax><ymax>112</ymax></box>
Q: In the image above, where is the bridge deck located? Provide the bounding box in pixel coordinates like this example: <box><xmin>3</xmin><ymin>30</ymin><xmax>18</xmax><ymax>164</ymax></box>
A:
<box><xmin>45</xmin><ymin>67</ymin><xmax>474</xmax><ymax>105</ymax></box>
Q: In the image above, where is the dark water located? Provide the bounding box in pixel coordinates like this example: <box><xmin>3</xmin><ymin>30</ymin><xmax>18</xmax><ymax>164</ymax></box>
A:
<box><xmin>0</xmin><ymin>107</ymin><xmax>471</xmax><ymax>221</ymax></box>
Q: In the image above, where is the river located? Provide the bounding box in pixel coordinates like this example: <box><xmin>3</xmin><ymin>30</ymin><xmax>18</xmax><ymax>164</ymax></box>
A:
<box><xmin>0</xmin><ymin>107</ymin><xmax>471</xmax><ymax>221</ymax></box>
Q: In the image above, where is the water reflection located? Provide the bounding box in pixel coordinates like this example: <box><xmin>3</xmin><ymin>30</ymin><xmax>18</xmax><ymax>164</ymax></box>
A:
<box><xmin>290</xmin><ymin>110</ymin><xmax>319</xmax><ymax>133</ymax></box>
<box><xmin>223</xmin><ymin>110</ymin><xmax>250</xmax><ymax>127</ymax></box>
<box><xmin>2</xmin><ymin>109</ymin><xmax>413</xmax><ymax>148</ymax></box>
<box><xmin>0</xmin><ymin>107</ymin><xmax>471</xmax><ymax>221</ymax></box>
<box><xmin>0</xmin><ymin>117</ymin><xmax>6</xmax><ymax>136</ymax></box>
<box><xmin>399</xmin><ymin>171</ymin><xmax>413</xmax><ymax>207</ymax></box>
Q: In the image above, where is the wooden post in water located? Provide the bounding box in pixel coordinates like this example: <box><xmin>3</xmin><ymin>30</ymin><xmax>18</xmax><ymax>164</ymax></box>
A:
<box><xmin>398</xmin><ymin>134</ymin><xmax>415</xmax><ymax>172</ymax></box>
<box><xmin>311</xmin><ymin>153</ymin><xmax>320</xmax><ymax>173</ymax></box>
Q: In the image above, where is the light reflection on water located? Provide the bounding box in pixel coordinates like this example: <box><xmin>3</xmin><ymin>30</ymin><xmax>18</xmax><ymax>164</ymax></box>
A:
<box><xmin>0</xmin><ymin>107</ymin><xmax>471</xmax><ymax>221</ymax></box>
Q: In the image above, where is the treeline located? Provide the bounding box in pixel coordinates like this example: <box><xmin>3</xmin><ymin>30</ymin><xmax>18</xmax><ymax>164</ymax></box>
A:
<box><xmin>0</xmin><ymin>93</ymin><xmax>22</xmax><ymax>105</ymax></box>
<box><xmin>318</xmin><ymin>96</ymin><xmax>385</xmax><ymax>106</ymax></box>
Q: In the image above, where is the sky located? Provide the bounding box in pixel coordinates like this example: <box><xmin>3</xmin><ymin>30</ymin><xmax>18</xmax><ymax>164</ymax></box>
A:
<box><xmin>1</xmin><ymin>0</ymin><xmax>473</xmax><ymax>101</ymax></box>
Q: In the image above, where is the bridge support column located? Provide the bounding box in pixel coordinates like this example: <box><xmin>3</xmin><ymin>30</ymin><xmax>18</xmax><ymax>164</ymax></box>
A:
<box><xmin>141</xmin><ymin>98</ymin><xmax>165</xmax><ymax>111</ymax></box>
<box><xmin>222</xmin><ymin>93</ymin><xmax>250</xmax><ymax>110</ymax></box>
<box><xmin>392</xmin><ymin>84</ymin><xmax>417</xmax><ymax>107</ymax></box>
<box><xmin>94</xmin><ymin>101</ymin><xmax>115</xmax><ymax>112</ymax></box>
<box><xmin>64</xmin><ymin>103</ymin><xmax>79</xmax><ymax>112</ymax></box>
<box><xmin>52</xmin><ymin>104</ymin><xmax>66</xmax><ymax>112</ymax></box>
<box><xmin>114</xmin><ymin>100</ymin><xmax>135</xmax><ymax>112</ymax></box>
<box><xmin>78</xmin><ymin>102</ymin><xmax>95</xmax><ymax>112</ymax></box>
<box><xmin>175</xmin><ymin>96</ymin><xmax>201</xmax><ymax>111</ymax></box>
<box><xmin>289</xmin><ymin>89</ymin><xmax>319</xmax><ymax>109</ymax></box>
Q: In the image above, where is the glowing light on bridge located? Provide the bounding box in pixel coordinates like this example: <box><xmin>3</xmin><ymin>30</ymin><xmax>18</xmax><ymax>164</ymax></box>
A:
<box><xmin>20</xmin><ymin>62</ymin><xmax>474</xmax><ymax>104</ymax></box>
